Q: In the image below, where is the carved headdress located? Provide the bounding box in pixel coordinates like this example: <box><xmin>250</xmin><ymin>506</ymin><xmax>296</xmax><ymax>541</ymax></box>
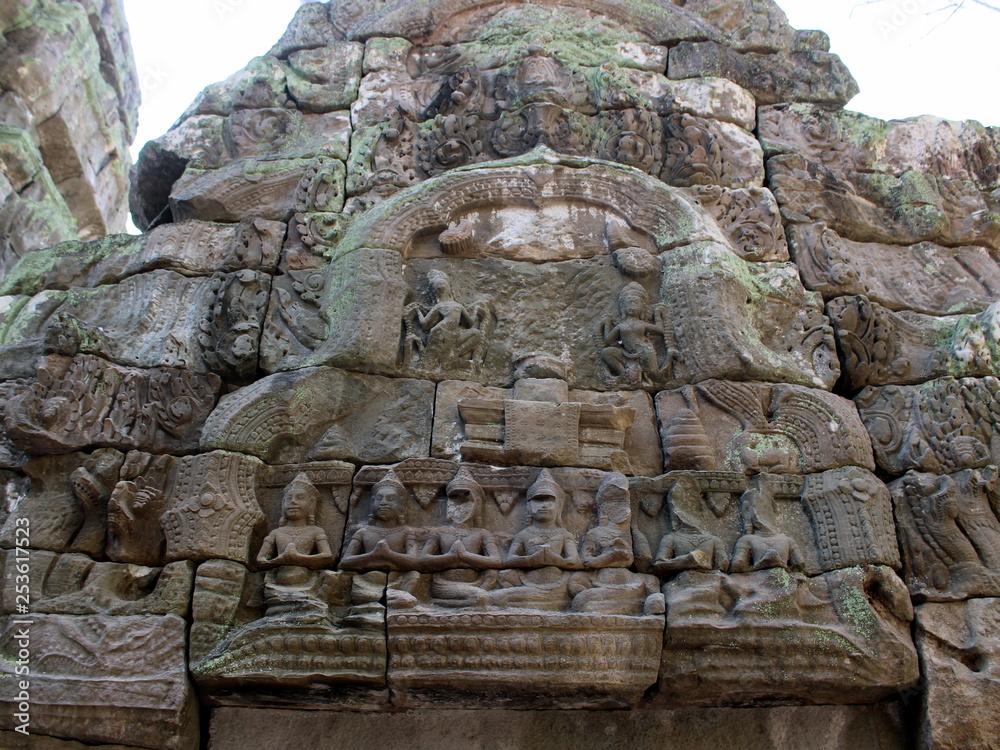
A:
<box><xmin>372</xmin><ymin>468</ymin><xmax>408</xmax><ymax>498</ymax></box>
<box><xmin>526</xmin><ymin>468</ymin><xmax>565</xmax><ymax>508</ymax></box>
<box><xmin>369</xmin><ymin>468</ymin><xmax>409</xmax><ymax>524</ymax></box>
<box><xmin>447</xmin><ymin>466</ymin><xmax>485</xmax><ymax>504</ymax></box>
<box><xmin>282</xmin><ymin>472</ymin><xmax>320</xmax><ymax>525</ymax></box>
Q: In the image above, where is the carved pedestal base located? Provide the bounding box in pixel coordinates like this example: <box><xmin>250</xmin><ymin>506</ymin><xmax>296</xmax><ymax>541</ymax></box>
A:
<box><xmin>654</xmin><ymin>567</ymin><xmax>919</xmax><ymax>706</ymax></box>
<box><xmin>388</xmin><ymin>610</ymin><xmax>663</xmax><ymax>708</ymax></box>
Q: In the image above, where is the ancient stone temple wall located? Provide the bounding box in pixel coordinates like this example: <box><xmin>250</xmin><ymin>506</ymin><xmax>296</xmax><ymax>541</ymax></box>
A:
<box><xmin>0</xmin><ymin>1</ymin><xmax>999</xmax><ymax>748</ymax></box>
<box><xmin>0</xmin><ymin>0</ymin><xmax>138</xmax><ymax>278</ymax></box>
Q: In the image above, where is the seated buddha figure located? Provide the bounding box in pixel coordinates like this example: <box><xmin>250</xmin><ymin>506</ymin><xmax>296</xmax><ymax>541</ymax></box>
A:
<box><xmin>339</xmin><ymin>469</ymin><xmax>419</xmax><ymax>571</ymax></box>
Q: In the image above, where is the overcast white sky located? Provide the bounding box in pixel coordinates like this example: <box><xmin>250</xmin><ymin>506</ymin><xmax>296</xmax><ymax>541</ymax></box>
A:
<box><xmin>122</xmin><ymin>0</ymin><xmax>1000</xmax><ymax>160</ymax></box>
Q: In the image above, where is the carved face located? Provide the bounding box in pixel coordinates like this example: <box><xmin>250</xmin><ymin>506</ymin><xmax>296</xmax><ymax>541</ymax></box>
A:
<box><xmin>528</xmin><ymin>493</ymin><xmax>558</xmax><ymax>523</ymax></box>
<box><xmin>600</xmin><ymin>492</ymin><xmax>631</xmax><ymax>525</ymax></box>
<box><xmin>372</xmin><ymin>487</ymin><xmax>404</xmax><ymax>523</ymax></box>
<box><xmin>282</xmin><ymin>486</ymin><xmax>315</xmax><ymax>524</ymax></box>
<box><xmin>446</xmin><ymin>488</ymin><xmax>478</xmax><ymax>525</ymax></box>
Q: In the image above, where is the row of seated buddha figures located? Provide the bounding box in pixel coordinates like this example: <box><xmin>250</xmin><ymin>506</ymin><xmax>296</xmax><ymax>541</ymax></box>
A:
<box><xmin>333</xmin><ymin>466</ymin><xmax>662</xmax><ymax>617</ymax></box>
<box><xmin>190</xmin><ymin>459</ymin><xmax>918</xmax><ymax>706</ymax></box>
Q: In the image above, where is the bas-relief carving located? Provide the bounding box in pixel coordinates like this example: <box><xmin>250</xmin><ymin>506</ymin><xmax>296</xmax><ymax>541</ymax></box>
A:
<box><xmin>148</xmin><ymin>109</ymin><xmax>351</xmax><ymax>173</ymax></box>
<box><xmin>855</xmin><ymin>376</ymin><xmax>1000</xmax><ymax>476</ymax></box>
<box><xmin>433</xmin><ymin>377</ymin><xmax>662</xmax><ymax>475</ymax></box>
<box><xmin>169</xmin><ymin>156</ymin><xmax>345</xmax><ymax>224</ymax></box>
<box><xmin>0</xmin><ymin>449</ymin><xmax>122</xmax><ymax>555</ymax></box>
<box><xmin>689</xmin><ymin>185</ymin><xmax>789</xmax><ymax>262</ymax></box>
<box><xmin>630</xmin><ymin>467</ymin><xmax>899</xmax><ymax>579</ymax></box>
<box><xmin>655</xmin><ymin>565</ymin><xmax>918</xmax><ymax>706</ymax></box>
<box><xmin>667</xmin><ymin>41</ymin><xmax>859</xmax><ymax>107</ymax></box>
<box><xmin>655</xmin><ymin>381</ymin><xmax>874</xmax><ymax>475</ymax></box>
<box><xmin>829</xmin><ymin>295</ymin><xmax>1000</xmax><ymax>389</ymax></box>
<box><xmin>768</xmin><ymin>153</ymin><xmax>1000</xmax><ymax>253</ymax></box>
<box><xmin>660</xmin><ymin>113</ymin><xmax>764</xmax><ymax>190</ymax></box>
<box><xmin>0</xmin><ymin>220</ymin><xmax>282</xmax><ymax>297</ymax></box>
<box><xmin>890</xmin><ymin>467</ymin><xmax>1000</xmax><ymax>601</ymax></box>
<box><xmin>0</xmin><ymin>269</ymin><xmax>270</xmax><ymax>378</ymax></box>
<box><xmin>759</xmin><ymin>103</ymin><xmax>1000</xmax><ymax>191</ymax></box>
<box><xmin>403</xmin><ymin>268</ymin><xmax>493</xmax><ymax>375</ymax></box>
<box><xmin>0</xmin><ymin>549</ymin><xmax>193</xmax><ymax>617</ymax></box>
<box><xmin>0</xmin><ymin>614</ymin><xmax>198</xmax><ymax>750</ymax></box>
<box><xmin>161</xmin><ymin>451</ymin><xmax>266</xmax><ymax>565</ymax></box>
<box><xmin>3</xmin><ymin>355</ymin><xmax>219</xmax><ymax>456</ymax></box>
<box><xmin>342</xmin><ymin>462</ymin><xmax>636</xmax><ymax>574</ymax></box>
<box><xmin>659</xmin><ymin>243</ymin><xmax>841</xmax><ymax>390</ymax></box>
<box><xmin>343</xmin><ymin>0</ymin><xmax>724</xmax><ymax>48</ymax></box>
<box><xmin>189</xmin><ymin>476</ymin><xmax>387</xmax><ymax>695</ymax></box>
<box><xmin>377</xmin><ymin>467</ymin><xmax>663</xmax><ymax>707</ymax></box>
<box><xmin>788</xmin><ymin>222</ymin><xmax>1000</xmax><ymax>316</ymax></box>
<box><xmin>200</xmin><ymin>366</ymin><xmax>434</xmax><ymax>465</ymax></box>
<box><xmin>334</xmin><ymin>155</ymin><xmax>729</xmax><ymax>261</ymax></box>
<box><xmin>261</xmin><ymin>248</ymin><xmax>404</xmax><ymax>374</ymax></box>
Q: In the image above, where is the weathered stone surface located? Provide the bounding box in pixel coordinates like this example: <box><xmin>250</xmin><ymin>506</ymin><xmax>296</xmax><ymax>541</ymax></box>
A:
<box><xmin>4</xmin><ymin>355</ymin><xmax>219</xmax><ymax>455</ymax></box>
<box><xmin>255</xmin><ymin>460</ymin><xmax>354</xmax><ymax>564</ymax></box>
<box><xmin>915</xmin><ymin>599</ymin><xmax>1000</xmax><ymax>750</ymax></box>
<box><xmin>0</xmin><ymin>269</ymin><xmax>270</xmax><ymax>380</ymax></box>
<box><xmin>631</xmin><ymin>467</ymin><xmax>898</xmax><ymax>578</ymax></box>
<box><xmin>0</xmin><ymin>550</ymin><xmax>193</xmax><ymax>616</ymax></box>
<box><xmin>1</xmin><ymin>219</ymin><xmax>283</xmax><ymax>296</ymax></box>
<box><xmin>387</xmin><ymin>572</ymin><xmax>664</xmax><ymax>707</ymax></box>
<box><xmin>828</xmin><ymin>295</ymin><xmax>1000</xmax><ymax>389</ymax></box>
<box><xmin>668</xmin><ymin>41</ymin><xmax>859</xmax><ymax>106</ymax></box>
<box><xmin>655</xmin><ymin>565</ymin><xmax>918</xmax><ymax>706</ymax></box>
<box><xmin>890</xmin><ymin>467</ymin><xmax>1000</xmax><ymax>602</ymax></box>
<box><xmin>0</xmin><ymin>614</ymin><xmax>198</xmax><ymax>750</ymax></box>
<box><xmin>337</xmin><ymin>151</ymin><xmax>730</xmax><ymax>260</ymax></box>
<box><xmin>0</xmin><ymin>449</ymin><xmax>122</xmax><ymax>555</ymax></box>
<box><xmin>208</xmin><ymin>704</ymin><xmax>911</xmax><ymax>750</ymax></box>
<box><xmin>655</xmin><ymin>381</ymin><xmax>873</xmax><ymax>475</ymax></box>
<box><xmin>759</xmin><ymin>104</ymin><xmax>1000</xmax><ymax>191</ymax></box>
<box><xmin>856</xmin><ymin>376</ymin><xmax>1000</xmax><ymax>476</ymax></box>
<box><xmin>769</xmin><ymin>154</ymin><xmax>1000</xmax><ymax>252</ymax></box>
<box><xmin>190</xmin><ymin>558</ymin><xmax>387</xmax><ymax>695</ymax></box>
<box><xmin>284</xmin><ymin>44</ymin><xmax>364</xmax><ymax>113</ymax></box>
<box><xmin>660</xmin><ymin>113</ymin><xmax>763</xmax><ymax>189</ymax></box>
<box><xmin>343</xmin><ymin>0</ymin><xmax>720</xmax><ymax>47</ymax></box>
<box><xmin>145</xmin><ymin>109</ymin><xmax>351</xmax><ymax>171</ymax></box>
<box><xmin>161</xmin><ymin>450</ymin><xmax>266</xmax><ymax>565</ymax></box>
<box><xmin>789</xmin><ymin>223</ymin><xmax>1000</xmax><ymax>315</ymax></box>
<box><xmin>261</xmin><ymin>248</ymin><xmax>405</xmax><ymax>374</ymax></box>
<box><xmin>343</xmin><ymin>461</ymin><xmax>639</xmax><ymax>573</ymax></box>
<box><xmin>170</xmin><ymin>156</ymin><xmax>345</xmax><ymax>223</ymax></box>
<box><xmin>269</xmin><ymin>2</ymin><xmax>342</xmax><ymax>58</ymax></box>
<box><xmin>0</xmin><ymin>0</ymin><xmax>137</xmax><ymax>249</ymax></box>
<box><xmin>200</xmin><ymin>367</ymin><xmax>435</xmax><ymax>465</ymax></box>
<box><xmin>689</xmin><ymin>186</ymin><xmax>788</xmax><ymax>262</ymax></box>
<box><xmin>433</xmin><ymin>378</ymin><xmax>662</xmax><ymax>476</ymax></box>
<box><xmin>659</xmin><ymin>243</ymin><xmax>840</xmax><ymax>390</ymax></box>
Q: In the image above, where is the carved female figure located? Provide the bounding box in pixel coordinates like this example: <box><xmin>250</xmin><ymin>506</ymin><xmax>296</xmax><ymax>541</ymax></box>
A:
<box><xmin>404</xmin><ymin>270</ymin><xmax>489</xmax><ymax>368</ymax></box>
<box><xmin>600</xmin><ymin>282</ymin><xmax>675</xmax><ymax>384</ymax></box>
